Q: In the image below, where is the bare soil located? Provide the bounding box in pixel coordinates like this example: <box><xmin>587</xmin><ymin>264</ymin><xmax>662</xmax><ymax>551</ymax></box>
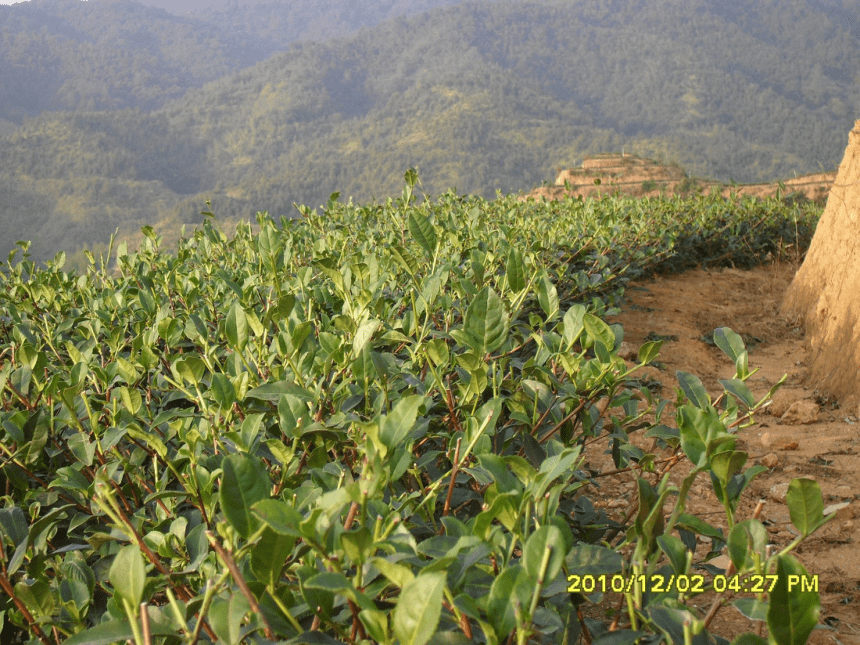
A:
<box><xmin>590</xmin><ymin>260</ymin><xmax>860</xmax><ymax>643</ymax></box>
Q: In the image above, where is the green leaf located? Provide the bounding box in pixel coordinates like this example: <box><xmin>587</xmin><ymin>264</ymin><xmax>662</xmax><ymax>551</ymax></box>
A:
<box><xmin>786</xmin><ymin>478</ymin><xmax>826</xmax><ymax>537</ymax></box>
<box><xmin>583</xmin><ymin>313</ymin><xmax>615</xmax><ymax>350</ymax></box>
<box><xmin>305</xmin><ymin>572</ymin><xmax>374</xmax><ymax>610</ymax></box>
<box><xmin>767</xmin><ymin>555</ymin><xmax>820</xmax><ymax>645</ymax></box>
<box><xmin>424</xmin><ymin>338</ymin><xmax>449</xmax><ymax>367</ymax></box>
<box><xmin>732</xmin><ymin>599</ymin><xmax>769</xmax><ymax>622</ymax></box>
<box><xmin>245</xmin><ymin>381</ymin><xmax>314</xmax><ymax>403</ymax></box>
<box><xmin>676</xmin><ymin>370</ymin><xmax>710</xmax><ymax>409</ymax></box>
<box><xmin>125</xmin><ymin>426</ymin><xmax>168</xmax><ymax>460</ymax></box>
<box><xmin>64</xmin><ymin>618</ymin><xmax>178</xmax><ymax>645</ymax></box>
<box><xmin>657</xmin><ymin>534</ymin><xmax>689</xmax><ymax>575</ymax></box>
<box><xmin>359</xmin><ymin>608</ymin><xmax>391</xmax><ymax>643</ymax></box>
<box><xmin>408</xmin><ymin>210</ymin><xmax>438</xmax><ymax>257</ymax></box>
<box><xmin>251</xmin><ymin>527</ymin><xmax>293</xmax><ymax>589</ymax></box>
<box><xmin>393</xmin><ymin>571</ymin><xmax>446</xmax><ymax>645</ymax></box>
<box><xmin>370</xmin><ymin>557</ymin><xmax>415</xmax><ymax>588</ymax></box>
<box><xmin>506</xmin><ymin>248</ymin><xmax>526</xmax><ymax>293</ymax></box>
<box><xmin>14</xmin><ymin>579</ymin><xmax>54</xmax><ymax>619</ymax></box>
<box><xmin>719</xmin><ymin>378</ymin><xmax>756</xmax><ymax>409</ymax></box>
<box><xmin>675</xmin><ymin>513</ymin><xmax>724</xmax><ymax>541</ymax></box>
<box><xmin>727</xmin><ymin>520</ymin><xmax>768</xmax><ymax>572</ymax></box>
<box><xmin>278</xmin><ymin>393</ymin><xmax>310</xmax><ymax>438</ymax></box>
<box><xmin>379</xmin><ymin>394</ymin><xmax>425</xmax><ymax>454</ymax></box>
<box><xmin>210</xmin><ymin>594</ymin><xmax>249</xmax><ymax>645</ymax></box>
<box><xmin>118</xmin><ymin>386</ymin><xmax>142</xmax><ymax>415</ymax></box>
<box><xmin>174</xmin><ymin>355</ymin><xmax>205</xmax><ymax>386</ymax></box>
<box><xmin>353</xmin><ymin>319</ymin><xmax>380</xmax><ymax>357</ymax></box>
<box><xmin>390</xmin><ymin>243</ymin><xmax>419</xmax><ymax>277</ymax></box>
<box><xmin>67</xmin><ymin>434</ymin><xmax>96</xmax><ymax>467</ymax></box>
<box><xmin>0</xmin><ymin>506</ymin><xmax>29</xmax><ymax>549</ymax></box>
<box><xmin>340</xmin><ymin>527</ymin><xmax>374</xmax><ymax>565</ymax></box>
<box><xmin>714</xmin><ymin>327</ymin><xmax>746</xmax><ymax>364</ymax></box>
<box><xmin>210</xmin><ymin>372</ymin><xmax>236</xmax><ymax>410</ymax></box>
<box><xmin>637</xmin><ymin>340</ymin><xmax>662</xmax><ymax>365</ymax></box>
<box><xmin>486</xmin><ymin>565</ymin><xmax>531</xmax><ymax>639</ymax></box>
<box><xmin>562</xmin><ymin>304</ymin><xmax>586</xmax><ymax>347</ymax></box>
<box><xmin>522</xmin><ymin>525</ymin><xmax>565</xmax><ymax>583</ymax></box>
<box><xmin>711</xmin><ymin>451</ymin><xmax>748</xmax><ymax>485</ymax></box>
<box><xmin>537</xmin><ymin>273</ymin><xmax>559</xmax><ymax>319</ymax></box>
<box><xmin>226</xmin><ymin>301</ymin><xmax>249</xmax><ymax>351</ymax></box>
<box><xmin>252</xmin><ymin>500</ymin><xmax>304</xmax><ymax>537</ymax></box>
<box><xmin>463</xmin><ymin>286</ymin><xmax>508</xmax><ymax>355</ymax></box>
<box><xmin>565</xmin><ymin>543</ymin><xmax>623</xmax><ymax>575</ymax></box>
<box><xmin>220</xmin><ymin>454</ymin><xmax>270</xmax><ymax>538</ymax></box>
<box><xmin>677</xmin><ymin>404</ymin><xmax>731</xmax><ymax>469</ymax></box>
<box><xmin>730</xmin><ymin>635</ymin><xmax>769</xmax><ymax>645</ymax></box>
<box><xmin>109</xmin><ymin>544</ymin><xmax>146</xmax><ymax>610</ymax></box>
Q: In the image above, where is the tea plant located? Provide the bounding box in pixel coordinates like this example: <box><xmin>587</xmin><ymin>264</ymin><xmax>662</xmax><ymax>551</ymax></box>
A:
<box><xmin>0</xmin><ymin>173</ymin><xmax>827</xmax><ymax>644</ymax></box>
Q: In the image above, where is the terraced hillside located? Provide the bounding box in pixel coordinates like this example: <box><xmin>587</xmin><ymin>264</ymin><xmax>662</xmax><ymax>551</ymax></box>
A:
<box><xmin>523</xmin><ymin>154</ymin><xmax>835</xmax><ymax>203</ymax></box>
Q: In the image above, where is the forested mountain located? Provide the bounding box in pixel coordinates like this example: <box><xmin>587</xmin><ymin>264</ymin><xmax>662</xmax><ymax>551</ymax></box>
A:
<box><xmin>1</xmin><ymin>0</ymin><xmax>858</xmax><ymax>264</ymax></box>
<box><xmin>0</xmin><ymin>0</ymin><xmax>481</xmax><ymax>121</ymax></box>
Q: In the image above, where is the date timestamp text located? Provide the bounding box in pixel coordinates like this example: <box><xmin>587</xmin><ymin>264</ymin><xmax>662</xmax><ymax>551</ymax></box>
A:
<box><xmin>567</xmin><ymin>574</ymin><xmax>819</xmax><ymax>595</ymax></box>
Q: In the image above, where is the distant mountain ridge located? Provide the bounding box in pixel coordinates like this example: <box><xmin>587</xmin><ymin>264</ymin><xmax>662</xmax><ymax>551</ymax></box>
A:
<box><xmin>0</xmin><ymin>0</ymin><xmax>857</xmax><ymax>263</ymax></box>
<box><xmin>0</xmin><ymin>0</ymin><xmax>479</xmax><ymax>120</ymax></box>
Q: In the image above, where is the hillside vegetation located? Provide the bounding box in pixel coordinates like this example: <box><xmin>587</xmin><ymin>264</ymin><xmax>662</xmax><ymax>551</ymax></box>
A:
<box><xmin>0</xmin><ymin>179</ymin><xmax>830</xmax><ymax>644</ymax></box>
<box><xmin>0</xmin><ymin>0</ymin><xmax>858</xmax><ymax>262</ymax></box>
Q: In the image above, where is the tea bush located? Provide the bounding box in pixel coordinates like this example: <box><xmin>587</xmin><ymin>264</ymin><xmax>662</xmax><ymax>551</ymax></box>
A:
<box><xmin>0</xmin><ymin>172</ymin><xmax>828</xmax><ymax>644</ymax></box>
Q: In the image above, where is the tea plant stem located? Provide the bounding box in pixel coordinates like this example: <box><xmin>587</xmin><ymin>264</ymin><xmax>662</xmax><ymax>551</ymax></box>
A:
<box><xmin>344</xmin><ymin>500</ymin><xmax>359</xmax><ymax>529</ymax></box>
<box><xmin>0</xmin><ymin>445</ymin><xmax>89</xmax><ymax>512</ymax></box>
<box><xmin>591</xmin><ymin>452</ymin><xmax>682</xmax><ymax>479</ymax></box>
<box><xmin>206</xmin><ymin>531</ymin><xmax>276</xmax><ymax>640</ymax></box>
<box><xmin>575</xmin><ymin>605</ymin><xmax>593</xmax><ymax>645</ymax></box>
<box><xmin>538</xmin><ymin>398</ymin><xmax>587</xmax><ymax>444</ymax></box>
<box><xmin>663</xmin><ymin>468</ymin><xmax>702</xmax><ymax>540</ymax></box>
<box><xmin>93</xmin><ymin>481</ymin><xmax>195</xmax><ymax>601</ymax></box>
<box><xmin>123</xmin><ymin>598</ymin><xmax>145</xmax><ymax>645</ymax></box>
<box><xmin>265</xmin><ymin>582</ymin><xmax>305</xmax><ymax>634</ymax></box>
<box><xmin>441</xmin><ymin>436</ymin><xmax>462</xmax><ymax>519</ymax></box>
<box><xmin>608</xmin><ymin>590</ymin><xmax>626</xmax><ymax>631</ymax></box>
<box><xmin>0</xmin><ymin>568</ymin><xmax>54</xmax><ymax>645</ymax></box>
<box><xmin>164</xmin><ymin>588</ymin><xmax>191</xmax><ymax>638</ymax></box>
<box><xmin>442</xmin><ymin>587</ymin><xmax>473</xmax><ymax>639</ymax></box>
<box><xmin>528</xmin><ymin>544</ymin><xmax>553</xmax><ymax>619</ymax></box>
<box><xmin>189</xmin><ymin>578</ymin><xmax>223</xmax><ymax>645</ymax></box>
<box><xmin>702</xmin><ymin>499</ymin><xmax>764</xmax><ymax>629</ymax></box>
<box><xmin>410</xmin><ymin>408</ymin><xmax>495</xmax><ymax>521</ymax></box>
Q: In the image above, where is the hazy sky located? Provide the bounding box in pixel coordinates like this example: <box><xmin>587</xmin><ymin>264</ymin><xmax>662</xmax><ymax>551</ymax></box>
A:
<box><xmin>0</xmin><ymin>1</ymin><xmax>254</xmax><ymax>12</ymax></box>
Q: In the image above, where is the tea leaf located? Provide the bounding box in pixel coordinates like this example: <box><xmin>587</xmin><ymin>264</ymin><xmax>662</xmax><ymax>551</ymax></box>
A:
<box><xmin>408</xmin><ymin>210</ymin><xmax>437</xmax><ymax>258</ymax></box>
<box><xmin>714</xmin><ymin>327</ymin><xmax>746</xmax><ymax>364</ymax></box>
<box><xmin>226</xmin><ymin>301</ymin><xmax>249</xmax><ymax>351</ymax></box>
<box><xmin>537</xmin><ymin>273</ymin><xmax>559</xmax><ymax>319</ymax></box>
<box><xmin>109</xmin><ymin>545</ymin><xmax>146</xmax><ymax>610</ymax></box>
<box><xmin>463</xmin><ymin>286</ymin><xmax>508</xmax><ymax>355</ymax></box>
<box><xmin>676</xmin><ymin>370</ymin><xmax>710</xmax><ymax>409</ymax></box>
<box><xmin>767</xmin><ymin>555</ymin><xmax>820</xmax><ymax>645</ymax></box>
<box><xmin>380</xmin><ymin>394</ymin><xmax>425</xmax><ymax>453</ymax></box>
<box><xmin>210</xmin><ymin>372</ymin><xmax>236</xmax><ymax>410</ymax></box>
<box><xmin>506</xmin><ymin>248</ymin><xmax>526</xmax><ymax>293</ymax></box>
<box><xmin>786</xmin><ymin>478</ymin><xmax>827</xmax><ymax>537</ymax></box>
<box><xmin>220</xmin><ymin>454</ymin><xmax>270</xmax><ymax>537</ymax></box>
<box><xmin>583</xmin><ymin>313</ymin><xmax>615</xmax><ymax>350</ymax></box>
<box><xmin>393</xmin><ymin>571</ymin><xmax>446</xmax><ymax>645</ymax></box>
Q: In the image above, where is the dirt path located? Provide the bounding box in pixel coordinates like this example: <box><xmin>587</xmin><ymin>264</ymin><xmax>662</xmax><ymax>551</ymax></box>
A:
<box><xmin>603</xmin><ymin>261</ymin><xmax>860</xmax><ymax>643</ymax></box>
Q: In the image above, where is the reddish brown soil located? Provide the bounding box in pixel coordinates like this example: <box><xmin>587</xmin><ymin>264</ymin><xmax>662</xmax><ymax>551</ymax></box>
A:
<box><xmin>588</xmin><ymin>261</ymin><xmax>860</xmax><ymax>643</ymax></box>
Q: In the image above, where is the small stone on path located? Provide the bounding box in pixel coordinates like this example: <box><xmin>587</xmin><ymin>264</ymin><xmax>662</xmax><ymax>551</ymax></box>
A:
<box><xmin>780</xmin><ymin>400</ymin><xmax>819</xmax><ymax>425</ymax></box>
